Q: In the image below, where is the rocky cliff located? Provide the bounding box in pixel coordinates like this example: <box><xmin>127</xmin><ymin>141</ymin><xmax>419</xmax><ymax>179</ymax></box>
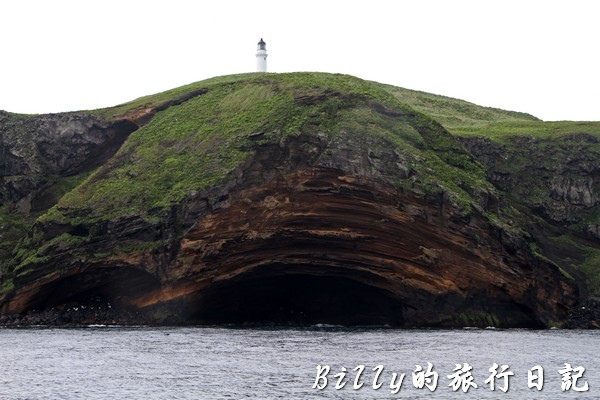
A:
<box><xmin>0</xmin><ymin>111</ymin><xmax>137</xmax><ymax>286</ymax></box>
<box><xmin>0</xmin><ymin>73</ymin><xmax>597</xmax><ymax>327</ymax></box>
<box><xmin>458</xmin><ymin>133</ymin><xmax>600</xmax><ymax>301</ymax></box>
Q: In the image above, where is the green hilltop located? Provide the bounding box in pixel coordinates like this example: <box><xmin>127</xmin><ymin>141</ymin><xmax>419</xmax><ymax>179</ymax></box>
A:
<box><xmin>2</xmin><ymin>72</ymin><xmax>599</xmax><ymax>300</ymax></box>
<box><xmin>42</xmin><ymin>72</ymin><xmax>493</xmax><ymax>225</ymax></box>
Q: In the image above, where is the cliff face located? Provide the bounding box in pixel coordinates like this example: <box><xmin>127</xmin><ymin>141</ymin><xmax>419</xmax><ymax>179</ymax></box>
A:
<box><xmin>0</xmin><ymin>111</ymin><xmax>137</xmax><ymax>282</ymax></box>
<box><xmin>459</xmin><ymin>134</ymin><xmax>600</xmax><ymax>299</ymax></box>
<box><xmin>459</xmin><ymin>135</ymin><xmax>599</xmax><ymax>227</ymax></box>
<box><xmin>0</xmin><ymin>112</ymin><xmax>137</xmax><ymax>207</ymax></box>
<box><xmin>0</xmin><ymin>73</ymin><xmax>594</xmax><ymax>327</ymax></box>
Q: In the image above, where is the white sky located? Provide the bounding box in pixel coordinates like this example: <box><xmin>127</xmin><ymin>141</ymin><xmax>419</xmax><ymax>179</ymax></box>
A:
<box><xmin>1</xmin><ymin>0</ymin><xmax>599</xmax><ymax>121</ymax></box>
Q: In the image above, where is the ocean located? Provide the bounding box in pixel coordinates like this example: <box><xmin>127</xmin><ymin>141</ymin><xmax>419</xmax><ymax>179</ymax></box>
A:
<box><xmin>0</xmin><ymin>326</ymin><xmax>598</xmax><ymax>399</ymax></box>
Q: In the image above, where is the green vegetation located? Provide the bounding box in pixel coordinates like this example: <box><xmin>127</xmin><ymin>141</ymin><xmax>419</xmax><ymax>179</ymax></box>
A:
<box><xmin>40</xmin><ymin>73</ymin><xmax>492</xmax><ymax>226</ymax></box>
<box><xmin>13</xmin><ymin>232</ymin><xmax>87</xmax><ymax>273</ymax></box>
<box><xmin>0</xmin><ymin>278</ymin><xmax>14</xmax><ymax>295</ymax></box>
<box><xmin>0</xmin><ymin>205</ymin><xmax>30</xmax><ymax>253</ymax></box>
<box><xmin>550</xmin><ymin>235</ymin><xmax>600</xmax><ymax>296</ymax></box>
<box><xmin>2</xmin><ymin>72</ymin><xmax>498</xmax><ymax>279</ymax></box>
<box><xmin>379</xmin><ymin>84</ymin><xmax>538</xmax><ymax>128</ymax></box>
<box><xmin>92</xmin><ymin>240</ymin><xmax>168</xmax><ymax>259</ymax></box>
<box><xmin>450</xmin><ymin>120</ymin><xmax>600</xmax><ymax>142</ymax></box>
<box><xmin>93</xmin><ymin>73</ymin><xmax>266</xmax><ymax>119</ymax></box>
<box><xmin>0</xmin><ymin>205</ymin><xmax>34</xmax><ymax>290</ymax></box>
<box><xmin>447</xmin><ymin>114</ymin><xmax>600</xmax><ymax>298</ymax></box>
<box><xmin>530</xmin><ymin>242</ymin><xmax>575</xmax><ymax>281</ymax></box>
<box><xmin>379</xmin><ymin>82</ymin><xmax>600</xmax><ymax>144</ymax></box>
<box><xmin>0</xmin><ymin>171</ymin><xmax>92</xmax><ymax>285</ymax></box>
<box><xmin>47</xmin><ymin>75</ymin><xmax>353</xmax><ymax>222</ymax></box>
<box><xmin>336</xmin><ymin>104</ymin><xmax>494</xmax><ymax>212</ymax></box>
<box><xmin>582</xmin><ymin>250</ymin><xmax>600</xmax><ymax>296</ymax></box>
<box><xmin>3</xmin><ymin>71</ymin><xmax>599</xmax><ymax>299</ymax></box>
<box><xmin>575</xmin><ymin>207</ymin><xmax>600</xmax><ymax>232</ymax></box>
<box><xmin>581</xmin><ymin>249</ymin><xmax>600</xmax><ymax>295</ymax></box>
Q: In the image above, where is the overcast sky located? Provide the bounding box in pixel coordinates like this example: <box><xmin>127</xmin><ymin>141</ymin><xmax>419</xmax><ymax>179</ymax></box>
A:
<box><xmin>1</xmin><ymin>0</ymin><xmax>598</xmax><ymax>121</ymax></box>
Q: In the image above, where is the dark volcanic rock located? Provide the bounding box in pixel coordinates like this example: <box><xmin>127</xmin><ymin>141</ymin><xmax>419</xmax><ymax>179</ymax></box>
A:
<box><xmin>0</xmin><ymin>111</ymin><xmax>139</xmax><ymax>285</ymax></box>
<box><xmin>459</xmin><ymin>133</ymin><xmax>600</xmax><ymax>313</ymax></box>
<box><xmin>0</xmin><ymin>111</ymin><xmax>137</xmax><ymax>211</ymax></box>
<box><xmin>0</xmin><ymin>73</ymin><xmax>590</xmax><ymax>328</ymax></box>
<box><xmin>2</xmin><ymin>132</ymin><xmax>577</xmax><ymax>328</ymax></box>
<box><xmin>565</xmin><ymin>298</ymin><xmax>600</xmax><ymax>329</ymax></box>
<box><xmin>459</xmin><ymin>135</ymin><xmax>600</xmax><ymax>226</ymax></box>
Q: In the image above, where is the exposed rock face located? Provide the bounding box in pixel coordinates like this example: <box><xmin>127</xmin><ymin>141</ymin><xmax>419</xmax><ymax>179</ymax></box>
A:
<box><xmin>459</xmin><ymin>135</ymin><xmax>600</xmax><ymax>226</ymax></box>
<box><xmin>459</xmin><ymin>134</ymin><xmax>600</xmax><ymax>301</ymax></box>
<box><xmin>0</xmin><ymin>73</ymin><xmax>589</xmax><ymax>327</ymax></box>
<box><xmin>166</xmin><ymin>165</ymin><xmax>573</xmax><ymax>327</ymax></box>
<box><xmin>0</xmin><ymin>111</ymin><xmax>137</xmax><ymax>277</ymax></box>
<box><xmin>1</xmin><ymin>130</ymin><xmax>577</xmax><ymax>327</ymax></box>
<box><xmin>0</xmin><ymin>111</ymin><xmax>137</xmax><ymax>211</ymax></box>
<box><xmin>589</xmin><ymin>224</ymin><xmax>600</xmax><ymax>240</ymax></box>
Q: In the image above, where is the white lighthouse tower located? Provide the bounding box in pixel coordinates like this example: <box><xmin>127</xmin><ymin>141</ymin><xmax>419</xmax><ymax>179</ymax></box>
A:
<box><xmin>256</xmin><ymin>38</ymin><xmax>268</xmax><ymax>72</ymax></box>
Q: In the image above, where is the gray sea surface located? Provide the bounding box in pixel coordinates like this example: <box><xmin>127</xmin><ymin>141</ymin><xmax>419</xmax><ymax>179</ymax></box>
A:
<box><xmin>0</xmin><ymin>326</ymin><xmax>598</xmax><ymax>399</ymax></box>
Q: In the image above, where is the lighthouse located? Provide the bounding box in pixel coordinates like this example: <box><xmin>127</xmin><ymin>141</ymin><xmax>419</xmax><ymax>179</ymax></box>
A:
<box><xmin>256</xmin><ymin>38</ymin><xmax>268</xmax><ymax>72</ymax></box>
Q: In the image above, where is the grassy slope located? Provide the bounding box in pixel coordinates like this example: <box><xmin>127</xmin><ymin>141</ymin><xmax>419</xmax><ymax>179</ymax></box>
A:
<box><xmin>94</xmin><ymin>73</ymin><xmax>267</xmax><ymax>120</ymax></box>
<box><xmin>374</xmin><ymin>82</ymin><xmax>600</xmax><ymax>142</ymax></box>
<box><xmin>378</xmin><ymin>83</ymin><xmax>539</xmax><ymax>128</ymax></box>
<box><xmin>41</xmin><ymin>73</ymin><xmax>492</xmax><ymax>225</ymax></box>
<box><xmin>378</xmin><ymin>83</ymin><xmax>600</xmax><ymax>141</ymax></box>
<box><xmin>2</xmin><ymin>72</ymin><xmax>599</xmax><ymax>296</ymax></box>
<box><xmin>378</xmin><ymin>83</ymin><xmax>600</xmax><ymax>296</ymax></box>
<box><xmin>451</xmin><ymin>120</ymin><xmax>600</xmax><ymax>142</ymax></box>
<box><xmin>9</xmin><ymin>72</ymin><xmax>498</xmax><ymax>282</ymax></box>
<box><xmin>0</xmin><ymin>112</ymin><xmax>95</xmax><ymax>287</ymax></box>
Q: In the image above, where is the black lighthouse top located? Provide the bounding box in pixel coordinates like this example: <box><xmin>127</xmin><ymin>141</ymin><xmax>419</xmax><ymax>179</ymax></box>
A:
<box><xmin>257</xmin><ymin>38</ymin><xmax>266</xmax><ymax>50</ymax></box>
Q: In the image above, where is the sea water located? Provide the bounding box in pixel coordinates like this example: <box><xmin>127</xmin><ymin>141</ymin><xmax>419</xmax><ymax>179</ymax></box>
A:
<box><xmin>0</xmin><ymin>327</ymin><xmax>598</xmax><ymax>399</ymax></box>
